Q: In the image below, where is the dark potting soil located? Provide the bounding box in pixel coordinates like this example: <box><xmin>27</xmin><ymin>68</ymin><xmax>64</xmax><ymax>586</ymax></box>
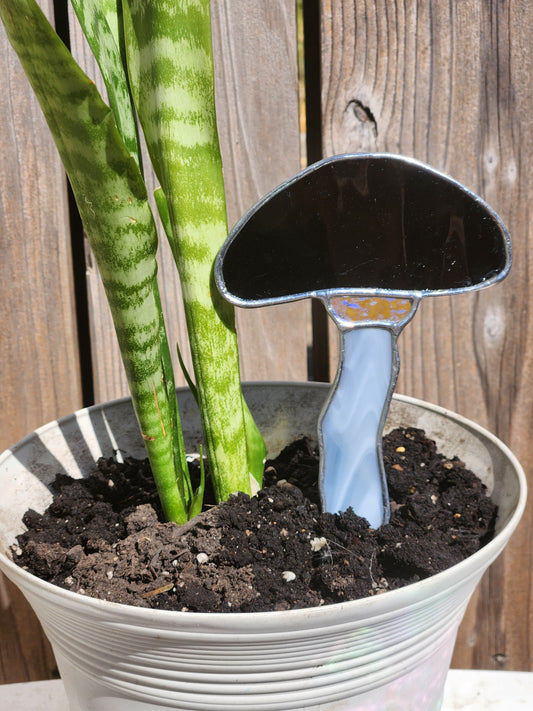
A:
<box><xmin>12</xmin><ymin>427</ymin><xmax>497</xmax><ymax>613</ymax></box>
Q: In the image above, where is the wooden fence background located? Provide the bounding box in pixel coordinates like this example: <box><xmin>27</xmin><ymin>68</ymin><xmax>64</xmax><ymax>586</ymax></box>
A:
<box><xmin>1</xmin><ymin>0</ymin><xmax>532</xmax><ymax>683</ymax></box>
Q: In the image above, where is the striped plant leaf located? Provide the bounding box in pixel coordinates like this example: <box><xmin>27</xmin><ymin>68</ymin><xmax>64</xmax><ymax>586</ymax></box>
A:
<box><xmin>0</xmin><ymin>0</ymin><xmax>191</xmax><ymax>523</ymax></box>
<box><xmin>70</xmin><ymin>0</ymin><xmax>141</xmax><ymax>165</ymax></box>
<box><xmin>123</xmin><ymin>0</ymin><xmax>265</xmax><ymax>500</ymax></box>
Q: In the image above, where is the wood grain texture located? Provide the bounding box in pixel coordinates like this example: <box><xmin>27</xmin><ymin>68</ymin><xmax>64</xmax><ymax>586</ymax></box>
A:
<box><xmin>0</xmin><ymin>0</ymin><xmax>82</xmax><ymax>682</ymax></box>
<box><xmin>0</xmin><ymin>576</ymin><xmax>58</xmax><ymax>683</ymax></box>
<box><xmin>320</xmin><ymin>0</ymin><xmax>533</xmax><ymax>671</ymax></box>
<box><xmin>69</xmin><ymin>0</ymin><xmax>307</xmax><ymax>402</ymax></box>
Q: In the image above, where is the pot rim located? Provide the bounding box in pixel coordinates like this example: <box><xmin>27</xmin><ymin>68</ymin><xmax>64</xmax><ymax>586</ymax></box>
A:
<box><xmin>0</xmin><ymin>383</ymin><xmax>527</xmax><ymax>630</ymax></box>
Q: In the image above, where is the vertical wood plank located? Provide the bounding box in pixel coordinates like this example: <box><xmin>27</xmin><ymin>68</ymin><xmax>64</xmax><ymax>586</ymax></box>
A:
<box><xmin>69</xmin><ymin>0</ymin><xmax>307</xmax><ymax>402</ymax></box>
<box><xmin>0</xmin><ymin>576</ymin><xmax>58</xmax><ymax>683</ymax></box>
<box><xmin>0</xmin><ymin>0</ymin><xmax>82</xmax><ymax>682</ymax></box>
<box><xmin>320</xmin><ymin>0</ymin><xmax>533</xmax><ymax>671</ymax></box>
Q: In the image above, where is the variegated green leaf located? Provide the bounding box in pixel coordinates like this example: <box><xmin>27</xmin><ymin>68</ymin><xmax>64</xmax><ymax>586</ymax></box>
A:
<box><xmin>0</xmin><ymin>0</ymin><xmax>190</xmax><ymax>523</ymax></box>
<box><xmin>153</xmin><ymin>279</ymin><xmax>191</xmax><ymax>503</ymax></box>
<box><xmin>154</xmin><ymin>185</ymin><xmax>198</xmax><ymax>402</ymax></box>
<box><xmin>123</xmin><ymin>0</ymin><xmax>265</xmax><ymax>500</ymax></box>
<box><xmin>188</xmin><ymin>446</ymin><xmax>206</xmax><ymax>520</ymax></box>
<box><xmin>70</xmin><ymin>0</ymin><xmax>140</xmax><ymax>165</ymax></box>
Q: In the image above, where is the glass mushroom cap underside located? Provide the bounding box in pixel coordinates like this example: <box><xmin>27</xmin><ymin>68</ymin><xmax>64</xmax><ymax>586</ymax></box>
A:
<box><xmin>215</xmin><ymin>153</ymin><xmax>511</xmax><ymax>528</ymax></box>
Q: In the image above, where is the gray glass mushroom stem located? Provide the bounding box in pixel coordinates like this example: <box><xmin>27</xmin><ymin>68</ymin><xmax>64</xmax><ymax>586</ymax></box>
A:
<box><xmin>318</xmin><ymin>295</ymin><xmax>419</xmax><ymax>529</ymax></box>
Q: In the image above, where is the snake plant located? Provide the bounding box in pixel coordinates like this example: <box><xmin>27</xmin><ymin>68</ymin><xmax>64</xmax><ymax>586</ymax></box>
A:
<box><xmin>0</xmin><ymin>0</ymin><xmax>266</xmax><ymax>523</ymax></box>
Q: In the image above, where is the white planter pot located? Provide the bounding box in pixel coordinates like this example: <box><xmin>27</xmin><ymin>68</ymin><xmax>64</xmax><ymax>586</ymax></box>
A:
<box><xmin>0</xmin><ymin>383</ymin><xmax>526</xmax><ymax>711</ymax></box>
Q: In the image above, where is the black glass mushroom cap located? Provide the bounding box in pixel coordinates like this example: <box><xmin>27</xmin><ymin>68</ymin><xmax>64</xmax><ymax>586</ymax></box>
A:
<box><xmin>215</xmin><ymin>154</ymin><xmax>511</xmax><ymax>528</ymax></box>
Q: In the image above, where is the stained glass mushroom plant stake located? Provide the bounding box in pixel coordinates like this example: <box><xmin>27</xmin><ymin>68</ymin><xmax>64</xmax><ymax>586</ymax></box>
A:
<box><xmin>215</xmin><ymin>154</ymin><xmax>511</xmax><ymax>529</ymax></box>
